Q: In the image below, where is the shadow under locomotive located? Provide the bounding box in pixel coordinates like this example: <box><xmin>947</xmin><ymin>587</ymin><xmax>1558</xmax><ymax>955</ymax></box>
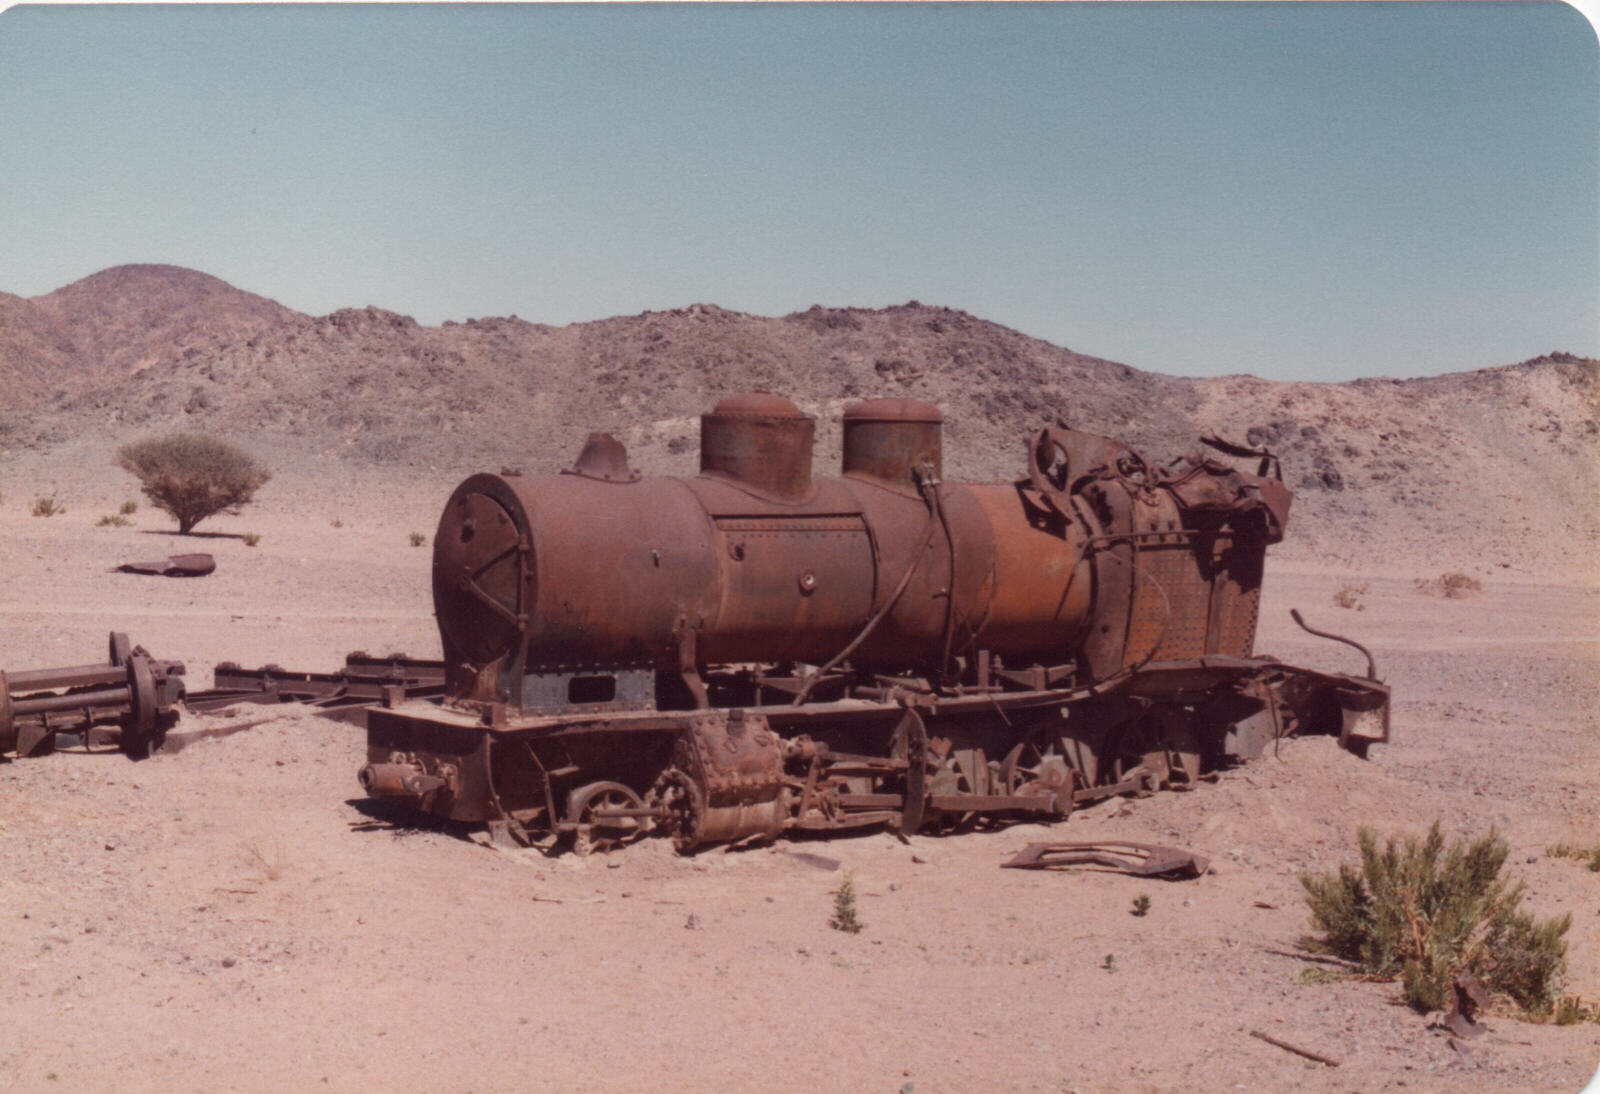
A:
<box><xmin>359</xmin><ymin>394</ymin><xmax>1389</xmax><ymax>854</ymax></box>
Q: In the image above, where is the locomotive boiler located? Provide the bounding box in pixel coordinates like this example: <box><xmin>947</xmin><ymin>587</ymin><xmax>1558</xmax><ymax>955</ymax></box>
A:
<box><xmin>361</xmin><ymin>393</ymin><xmax>1389</xmax><ymax>853</ymax></box>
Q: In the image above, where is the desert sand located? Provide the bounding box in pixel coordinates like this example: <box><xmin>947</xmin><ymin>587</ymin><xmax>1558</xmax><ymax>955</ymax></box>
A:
<box><xmin>1</xmin><ymin>450</ymin><xmax>1596</xmax><ymax>1094</ymax></box>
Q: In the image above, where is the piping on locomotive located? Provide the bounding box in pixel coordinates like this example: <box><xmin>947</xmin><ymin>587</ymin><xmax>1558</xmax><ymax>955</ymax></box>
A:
<box><xmin>360</xmin><ymin>394</ymin><xmax>1389</xmax><ymax>853</ymax></box>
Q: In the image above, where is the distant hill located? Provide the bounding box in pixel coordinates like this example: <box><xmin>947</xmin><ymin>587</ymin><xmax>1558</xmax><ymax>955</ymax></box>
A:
<box><xmin>3</xmin><ymin>265</ymin><xmax>300</xmax><ymax>407</ymax></box>
<box><xmin>1</xmin><ymin>265</ymin><xmax>1595</xmax><ymax>578</ymax></box>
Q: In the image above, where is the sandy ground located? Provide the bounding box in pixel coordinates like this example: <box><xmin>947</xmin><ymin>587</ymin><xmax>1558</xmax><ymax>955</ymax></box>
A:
<box><xmin>1</xmin><ymin>467</ymin><xmax>1598</xmax><ymax>1093</ymax></box>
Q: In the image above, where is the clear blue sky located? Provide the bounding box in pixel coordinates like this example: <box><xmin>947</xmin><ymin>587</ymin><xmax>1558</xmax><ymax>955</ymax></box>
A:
<box><xmin>1</xmin><ymin>3</ymin><xmax>1595</xmax><ymax>381</ymax></box>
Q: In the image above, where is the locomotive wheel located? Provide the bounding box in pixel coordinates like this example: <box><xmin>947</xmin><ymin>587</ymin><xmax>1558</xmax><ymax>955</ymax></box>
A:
<box><xmin>1000</xmin><ymin>740</ymin><xmax>1075</xmax><ymax>810</ymax></box>
<box><xmin>1133</xmin><ymin>707</ymin><xmax>1203</xmax><ymax>789</ymax></box>
<box><xmin>926</xmin><ymin>748</ymin><xmax>988</xmax><ymax>830</ymax></box>
<box><xmin>119</xmin><ymin>654</ymin><xmax>160</xmax><ymax>760</ymax></box>
<box><xmin>566</xmin><ymin>780</ymin><xmax>646</xmax><ymax>856</ymax></box>
<box><xmin>648</xmin><ymin>768</ymin><xmax>705</xmax><ymax>853</ymax></box>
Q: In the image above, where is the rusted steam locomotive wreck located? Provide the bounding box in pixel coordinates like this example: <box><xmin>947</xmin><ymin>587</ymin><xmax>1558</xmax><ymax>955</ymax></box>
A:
<box><xmin>360</xmin><ymin>394</ymin><xmax>1389</xmax><ymax>853</ymax></box>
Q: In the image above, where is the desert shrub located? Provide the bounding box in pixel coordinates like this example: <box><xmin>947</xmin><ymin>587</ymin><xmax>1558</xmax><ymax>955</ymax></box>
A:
<box><xmin>31</xmin><ymin>496</ymin><xmax>63</xmax><ymax>517</ymax></box>
<box><xmin>1131</xmin><ymin>894</ymin><xmax>1151</xmax><ymax>917</ymax></box>
<box><xmin>1332</xmin><ymin>582</ymin><xmax>1369</xmax><ymax>610</ymax></box>
<box><xmin>1414</xmin><ymin>572</ymin><xmax>1484</xmax><ymax>599</ymax></box>
<box><xmin>96</xmin><ymin>513</ymin><xmax>131</xmax><ymax>527</ymax></box>
<box><xmin>830</xmin><ymin>872</ymin><xmax>863</xmax><ymax>934</ymax></box>
<box><xmin>115</xmin><ymin>434</ymin><xmax>270</xmax><ymax>534</ymax></box>
<box><xmin>1300</xmin><ymin>821</ymin><xmax>1569</xmax><ymax>1015</ymax></box>
<box><xmin>119</xmin><ymin>499</ymin><xmax>138</xmax><ymax>515</ymax></box>
<box><xmin>241</xmin><ymin>532</ymin><xmax>260</xmax><ymax>547</ymax></box>
<box><xmin>409</xmin><ymin>532</ymin><xmax>427</xmax><ymax>547</ymax></box>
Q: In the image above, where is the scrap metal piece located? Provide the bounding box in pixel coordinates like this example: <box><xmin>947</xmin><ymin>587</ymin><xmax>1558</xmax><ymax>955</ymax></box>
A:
<box><xmin>1001</xmin><ymin>840</ymin><xmax>1210</xmax><ymax>878</ymax></box>
<box><xmin>1290</xmin><ymin>608</ymin><xmax>1377</xmax><ymax>680</ymax></box>
<box><xmin>1</xmin><ymin>632</ymin><xmax>186</xmax><ymax>759</ymax></box>
<box><xmin>113</xmin><ymin>553</ymin><xmax>216</xmax><ymax>577</ymax></box>
<box><xmin>1443</xmin><ymin>972</ymin><xmax>1490</xmax><ymax>1038</ymax></box>
<box><xmin>1248</xmin><ymin>1029</ymin><xmax>1340</xmax><ymax>1067</ymax></box>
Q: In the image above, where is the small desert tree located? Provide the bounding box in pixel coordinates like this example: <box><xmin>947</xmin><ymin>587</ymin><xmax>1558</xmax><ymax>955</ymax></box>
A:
<box><xmin>116</xmin><ymin>434</ymin><xmax>271</xmax><ymax>534</ymax></box>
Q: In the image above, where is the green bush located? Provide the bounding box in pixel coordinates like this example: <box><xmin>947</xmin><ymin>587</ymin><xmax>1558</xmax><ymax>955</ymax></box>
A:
<box><xmin>115</xmin><ymin>434</ymin><xmax>270</xmax><ymax>534</ymax></box>
<box><xmin>1300</xmin><ymin>822</ymin><xmax>1569</xmax><ymax>1015</ymax></box>
<box><xmin>119</xmin><ymin>500</ymin><xmax>138</xmax><ymax>515</ymax></box>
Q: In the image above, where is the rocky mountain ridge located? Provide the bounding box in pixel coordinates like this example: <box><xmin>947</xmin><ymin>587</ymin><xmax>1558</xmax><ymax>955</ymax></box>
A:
<box><xmin>2</xmin><ymin>264</ymin><xmax>1596</xmax><ymax>579</ymax></box>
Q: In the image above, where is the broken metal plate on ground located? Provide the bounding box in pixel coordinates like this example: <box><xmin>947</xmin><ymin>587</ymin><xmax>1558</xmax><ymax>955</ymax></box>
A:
<box><xmin>114</xmin><ymin>553</ymin><xmax>216</xmax><ymax>577</ymax></box>
<box><xmin>1002</xmin><ymin>840</ymin><xmax>1210</xmax><ymax>878</ymax></box>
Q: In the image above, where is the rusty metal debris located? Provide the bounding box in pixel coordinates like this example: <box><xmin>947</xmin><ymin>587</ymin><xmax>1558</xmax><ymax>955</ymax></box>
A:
<box><xmin>1443</xmin><ymin>972</ymin><xmax>1490</xmax><ymax>1038</ymax></box>
<box><xmin>0</xmin><ymin>632</ymin><xmax>185</xmax><ymax>759</ymax></box>
<box><xmin>1248</xmin><ymin>1029</ymin><xmax>1340</xmax><ymax>1067</ymax></box>
<box><xmin>183</xmin><ymin>652</ymin><xmax>446</xmax><ymax>725</ymax></box>
<box><xmin>359</xmin><ymin>391</ymin><xmax>1393</xmax><ymax>854</ymax></box>
<box><xmin>113</xmin><ymin>552</ymin><xmax>216</xmax><ymax>577</ymax></box>
<box><xmin>1001</xmin><ymin>841</ymin><xmax>1211</xmax><ymax>878</ymax></box>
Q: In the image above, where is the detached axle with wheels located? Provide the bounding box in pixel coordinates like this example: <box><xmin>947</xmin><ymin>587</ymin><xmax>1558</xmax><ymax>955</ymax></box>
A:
<box><xmin>0</xmin><ymin>632</ymin><xmax>186</xmax><ymax>759</ymax></box>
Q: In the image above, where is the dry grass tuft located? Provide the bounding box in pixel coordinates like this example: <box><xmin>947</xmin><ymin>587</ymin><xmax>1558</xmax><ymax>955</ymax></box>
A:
<box><xmin>1414</xmin><ymin>572</ymin><xmax>1484</xmax><ymax>599</ymax></box>
<box><xmin>1554</xmin><ymin>995</ymin><xmax>1600</xmax><ymax>1025</ymax></box>
<box><xmin>1332</xmin><ymin>582</ymin><xmax>1368</xmax><ymax>610</ymax></box>
<box><xmin>245</xmin><ymin>840</ymin><xmax>287</xmax><ymax>882</ymax></box>
<box><xmin>1546</xmin><ymin>841</ymin><xmax>1600</xmax><ymax>872</ymax></box>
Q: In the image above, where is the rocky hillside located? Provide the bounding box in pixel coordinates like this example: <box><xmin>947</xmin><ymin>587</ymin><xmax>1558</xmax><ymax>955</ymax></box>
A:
<box><xmin>2</xmin><ymin>265</ymin><xmax>1595</xmax><ymax>579</ymax></box>
<box><xmin>3</xmin><ymin>265</ymin><xmax>299</xmax><ymax>407</ymax></box>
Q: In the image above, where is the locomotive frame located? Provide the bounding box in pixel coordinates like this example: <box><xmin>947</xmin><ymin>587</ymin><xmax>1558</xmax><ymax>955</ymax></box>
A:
<box><xmin>360</xmin><ymin>394</ymin><xmax>1389</xmax><ymax>853</ymax></box>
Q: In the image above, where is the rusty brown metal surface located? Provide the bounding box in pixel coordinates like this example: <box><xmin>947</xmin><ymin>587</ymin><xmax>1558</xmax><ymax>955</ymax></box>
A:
<box><xmin>699</xmin><ymin>391</ymin><xmax>816</xmax><ymax>500</ymax></box>
<box><xmin>563</xmin><ymin>433</ymin><xmax>640</xmax><ymax>484</ymax></box>
<box><xmin>651</xmin><ymin>710</ymin><xmax>788</xmax><ymax>851</ymax></box>
<box><xmin>1</xmin><ymin>632</ymin><xmax>185</xmax><ymax>759</ymax></box>
<box><xmin>184</xmin><ymin>652</ymin><xmax>446</xmax><ymax>725</ymax></box>
<box><xmin>1001</xmin><ymin>841</ymin><xmax>1211</xmax><ymax>878</ymax></box>
<box><xmin>841</xmin><ymin>397</ymin><xmax>943</xmax><ymax>493</ymax></box>
<box><xmin>362</xmin><ymin>390</ymin><xmax>1393</xmax><ymax>853</ymax></box>
<box><xmin>113</xmin><ymin>553</ymin><xmax>216</xmax><ymax>577</ymax></box>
